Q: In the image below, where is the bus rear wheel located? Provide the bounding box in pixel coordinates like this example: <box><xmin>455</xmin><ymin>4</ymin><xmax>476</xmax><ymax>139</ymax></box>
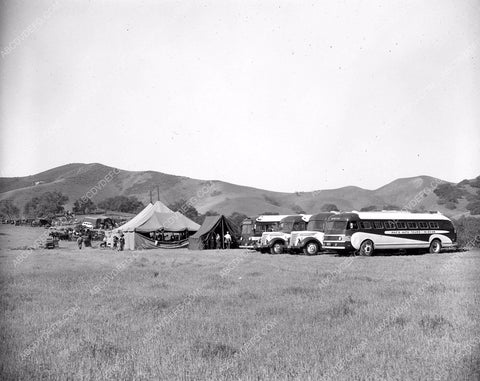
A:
<box><xmin>429</xmin><ymin>239</ymin><xmax>442</xmax><ymax>254</ymax></box>
<box><xmin>359</xmin><ymin>240</ymin><xmax>374</xmax><ymax>256</ymax></box>
<box><xmin>303</xmin><ymin>242</ymin><xmax>319</xmax><ymax>255</ymax></box>
<box><xmin>270</xmin><ymin>242</ymin><xmax>284</xmax><ymax>254</ymax></box>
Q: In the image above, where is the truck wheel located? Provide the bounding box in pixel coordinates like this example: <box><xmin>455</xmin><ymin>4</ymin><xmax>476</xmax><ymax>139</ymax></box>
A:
<box><xmin>303</xmin><ymin>242</ymin><xmax>319</xmax><ymax>255</ymax></box>
<box><xmin>429</xmin><ymin>239</ymin><xmax>441</xmax><ymax>254</ymax></box>
<box><xmin>270</xmin><ymin>242</ymin><xmax>284</xmax><ymax>254</ymax></box>
<box><xmin>359</xmin><ymin>240</ymin><xmax>374</xmax><ymax>256</ymax></box>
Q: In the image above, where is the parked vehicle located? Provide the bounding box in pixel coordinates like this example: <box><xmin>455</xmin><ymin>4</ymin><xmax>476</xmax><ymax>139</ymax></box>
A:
<box><xmin>82</xmin><ymin>221</ymin><xmax>94</xmax><ymax>229</ymax></box>
<box><xmin>323</xmin><ymin>211</ymin><xmax>457</xmax><ymax>256</ymax></box>
<box><xmin>288</xmin><ymin>212</ymin><xmax>337</xmax><ymax>255</ymax></box>
<box><xmin>44</xmin><ymin>236</ymin><xmax>58</xmax><ymax>249</ymax></box>
<box><xmin>257</xmin><ymin>215</ymin><xmax>311</xmax><ymax>254</ymax></box>
<box><xmin>239</xmin><ymin>215</ymin><xmax>291</xmax><ymax>248</ymax></box>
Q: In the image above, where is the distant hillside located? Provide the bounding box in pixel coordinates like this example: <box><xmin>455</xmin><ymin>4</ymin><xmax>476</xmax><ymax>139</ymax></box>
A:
<box><xmin>0</xmin><ymin>163</ymin><xmax>478</xmax><ymax>218</ymax></box>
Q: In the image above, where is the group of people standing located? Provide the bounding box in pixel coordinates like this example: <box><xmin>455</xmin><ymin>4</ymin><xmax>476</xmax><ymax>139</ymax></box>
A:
<box><xmin>76</xmin><ymin>230</ymin><xmax>92</xmax><ymax>249</ymax></box>
<box><xmin>112</xmin><ymin>234</ymin><xmax>125</xmax><ymax>251</ymax></box>
<box><xmin>78</xmin><ymin>231</ymin><xmax>125</xmax><ymax>251</ymax></box>
<box><xmin>208</xmin><ymin>231</ymin><xmax>232</xmax><ymax>249</ymax></box>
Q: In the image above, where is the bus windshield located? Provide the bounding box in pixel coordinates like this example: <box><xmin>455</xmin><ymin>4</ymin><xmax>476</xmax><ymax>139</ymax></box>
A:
<box><xmin>307</xmin><ymin>219</ymin><xmax>325</xmax><ymax>231</ymax></box>
<box><xmin>325</xmin><ymin>220</ymin><xmax>348</xmax><ymax>232</ymax></box>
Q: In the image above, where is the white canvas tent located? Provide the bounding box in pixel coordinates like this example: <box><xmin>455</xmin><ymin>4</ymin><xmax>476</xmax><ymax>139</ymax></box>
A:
<box><xmin>112</xmin><ymin>201</ymin><xmax>200</xmax><ymax>250</ymax></box>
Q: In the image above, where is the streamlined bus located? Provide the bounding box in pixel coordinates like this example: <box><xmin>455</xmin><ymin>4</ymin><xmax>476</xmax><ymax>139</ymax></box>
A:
<box><xmin>323</xmin><ymin>211</ymin><xmax>456</xmax><ymax>255</ymax></box>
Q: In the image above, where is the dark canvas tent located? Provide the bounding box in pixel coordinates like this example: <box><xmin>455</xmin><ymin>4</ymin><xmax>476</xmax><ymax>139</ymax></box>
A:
<box><xmin>188</xmin><ymin>215</ymin><xmax>239</xmax><ymax>250</ymax></box>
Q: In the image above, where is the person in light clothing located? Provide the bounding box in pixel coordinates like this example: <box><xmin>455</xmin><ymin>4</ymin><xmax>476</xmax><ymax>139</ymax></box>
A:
<box><xmin>224</xmin><ymin>231</ymin><xmax>232</xmax><ymax>249</ymax></box>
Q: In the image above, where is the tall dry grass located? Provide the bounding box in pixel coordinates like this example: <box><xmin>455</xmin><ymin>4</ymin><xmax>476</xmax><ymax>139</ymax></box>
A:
<box><xmin>0</xmin><ymin>225</ymin><xmax>479</xmax><ymax>380</ymax></box>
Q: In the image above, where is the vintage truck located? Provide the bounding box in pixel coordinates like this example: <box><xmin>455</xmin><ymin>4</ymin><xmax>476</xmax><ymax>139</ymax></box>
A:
<box><xmin>257</xmin><ymin>215</ymin><xmax>311</xmax><ymax>254</ymax></box>
<box><xmin>288</xmin><ymin>212</ymin><xmax>337</xmax><ymax>255</ymax></box>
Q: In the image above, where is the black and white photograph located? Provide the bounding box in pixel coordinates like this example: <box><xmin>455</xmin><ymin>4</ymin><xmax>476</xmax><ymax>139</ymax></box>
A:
<box><xmin>0</xmin><ymin>0</ymin><xmax>479</xmax><ymax>379</ymax></box>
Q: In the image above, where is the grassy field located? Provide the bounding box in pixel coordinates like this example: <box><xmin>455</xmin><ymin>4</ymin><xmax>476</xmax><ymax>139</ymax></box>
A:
<box><xmin>1</xmin><ymin>225</ymin><xmax>479</xmax><ymax>380</ymax></box>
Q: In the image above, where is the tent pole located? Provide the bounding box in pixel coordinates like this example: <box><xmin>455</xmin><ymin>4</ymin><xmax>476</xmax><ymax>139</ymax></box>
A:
<box><xmin>221</xmin><ymin>217</ymin><xmax>224</xmax><ymax>249</ymax></box>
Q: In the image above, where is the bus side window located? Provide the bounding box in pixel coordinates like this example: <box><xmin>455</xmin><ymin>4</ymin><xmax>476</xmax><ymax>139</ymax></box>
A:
<box><xmin>374</xmin><ymin>221</ymin><xmax>383</xmax><ymax>229</ymax></box>
<box><xmin>384</xmin><ymin>221</ymin><xmax>395</xmax><ymax>229</ymax></box>
<box><xmin>349</xmin><ymin>221</ymin><xmax>358</xmax><ymax>229</ymax></box>
<box><xmin>429</xmin><ymin>221</ymin><xmax>439</xmax><ymax>229</ymax></box>
<box><xmin>361</xmin><ymin>221</ymin><xmax>372</xmax><ymax>229</ymax></box>
<box><xmin>419</xmin><ymin>222</ymin><xmax>428</xmax><ymax>229</ymax></box>
<box><xmin>396</xmin><ymin>222</ymin><xmax>407</xmax><ymax>229</ymax></box>
<box><xmin>407</xmin><ymin>222</ymin><xmax>418</xmax><ymax>229</ymax></box>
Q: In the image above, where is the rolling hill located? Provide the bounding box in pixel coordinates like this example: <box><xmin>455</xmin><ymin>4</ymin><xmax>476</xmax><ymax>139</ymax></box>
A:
<box><xmin>0</xmin><ymin>163</ymin><xmax>477</xmax><ymax>218</ymax></box>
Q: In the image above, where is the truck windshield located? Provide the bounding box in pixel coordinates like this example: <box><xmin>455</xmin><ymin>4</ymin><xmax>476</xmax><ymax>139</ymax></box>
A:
<box><xmin>279</xmin><ymin>222</ymin><xmax>294</xmax><ymax>233</ymax></box>
<box><xmin>325</xmin><ymin>220</ymin><xmax>348</xmax><ymax>232</ymax></box>
<box><xmin>307</xmin><ymin>219</ymin><xmax>325</xmax><ymax>231</ymax></box>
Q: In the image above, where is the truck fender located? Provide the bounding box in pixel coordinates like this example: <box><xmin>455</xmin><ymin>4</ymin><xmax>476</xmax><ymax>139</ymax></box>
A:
<box><xmin>269</xmin><ymin>238</ymin><xmax>286</xmax><ymax>248</ymax></box>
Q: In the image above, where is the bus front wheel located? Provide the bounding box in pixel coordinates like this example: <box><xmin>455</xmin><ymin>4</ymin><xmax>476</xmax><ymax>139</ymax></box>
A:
<box><xmin>359</xmin><ymin>240</ymin><xmax>374</xmax><ymax>256</ymax></box>
<box><xmin>429</xmin><ymin>239</ymin><xmax>442</xmax><ymax>254</ymax></box>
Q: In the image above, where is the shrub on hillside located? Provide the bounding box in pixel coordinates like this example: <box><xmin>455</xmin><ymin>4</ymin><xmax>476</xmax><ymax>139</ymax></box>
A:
<box><xmin>321</xmin><ymin>203</ymin><xmax>339</xmax><ymax>212</ymax></box>
<box><xmin>444</xmin><ymin>201</ymin><xmax>457</xmax><ymax>210</ymax></box>
<box><xmin>264</xmin><ymin>195</ymin><xmax>280</xmax><ymax>207</ymax></box>
<box><xmin>360</xmin><ymin>205</ymin><xmax>377</xmax><ymax>211</ymax></box>
<box><xmin>469</xmin><ymin>176</ymin><xmax>480</xmax><ymax>188</ymax></box>
<box><xmin>168</xmin><ymin>199</ymin><xmax>204</xmax><ymax>224</ymax></box>
<box><xmin>434</xmin><ymin>183</ymin><xmax>465</xmax><ymax>205</ymax></box>
<box><xmin>466</xmin><ymin>200</ymin><xmax>480</xmax><ymax>215</ymax></box>
<box><xmin>24</xmin><ymin>191</ymin><xmax>69</xmax><ymax>218</ymax></box>
<box><xmin>382</xmin><ymin>204</ymin><xmax>401</xmax><ymax>210</ymax></box>
<box><xmin>72</xmin><ymin>198</ymin><xmax>96</xmax><ymax>214</ymax></box>
<box><xmin>453</xmin><ymin>217</ymin><xmax>480</xmax><ymax>248</ymax></box>
<box><xmin>228</xmin><ymin>212</ymin><xmax>248</xmax><ymax>230</ymax></box>
<box><xmin>98</xmin><ymin>196</ymin><xmax>144</xmax><ymax>213</ymax></box>
<box><xmin>0</xmin><ymin>200</ymin><xmax>20</xmax><ymax>219</ymax></box>
<box><xmin>291</xmin><ymin>204</ymin><xmax>306</xmax><ymax>214</ymax></box>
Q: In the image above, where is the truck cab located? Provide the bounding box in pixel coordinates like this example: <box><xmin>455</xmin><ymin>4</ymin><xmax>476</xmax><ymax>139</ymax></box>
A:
<box><xmin>288</xmin><ymin>212</ymin><xmax>337</xmax><ymax>255</ymax></box>
<box><xmin>258</xmin><ymin>215</ymin><xmax>311</xmax><ymax>254</ymax></box>
<box><xmin>239</xmin><ymin>215</ymin><xmax>290</xmax><ymax>249</ymax></box>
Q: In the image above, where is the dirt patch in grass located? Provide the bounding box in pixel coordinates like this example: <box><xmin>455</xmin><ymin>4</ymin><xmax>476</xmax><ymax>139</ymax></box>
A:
<box><xmin>204</xmin><ymin>274</ymin><xmax>237</xmax><ymax>290</ymax></box>
<box><xmin>137</xmin><ymin>298</ymin><xmax>171</xmax><ymax>311</ymax></box>
<box><xmin>281</xmin><ymin>286</ymin><xmax>318</xmax><ymax>297</ymax></box>
<box><xmin>350</xmin><ymin>275</ymin><xmax>379</xmax><ymax>282</ymax></box>
<box><xmin>76</xmin><ymin>340</ymin><xmax>126</xmax><ymax>361</ymax></box>
<box><xmin>255</xmin><ymin>305</ymin><xmax>286</xmax><ymax>317</ymax></box>
<box><xmin>378</xmin><ymin>288</ymin><xmax>413</xmax><ymax>299</ymax></box>
<box><xmin>389</xmin><ymin>315</ymin><xmax>410</xmax><ymax>328</ymax></box>
<box><xmin>236</xmin><ymin>290</ymin><xmax>259</xmax><ymax>300</ymax></box>
<box><xmin>192</xmin><ymin>340</ymin><xmax>237</xmax><ymax>360</ymax></box>
<box><xmin>318</xmin><ymin>295</ymin><xmax>368</xmax><ymax>320</ymax></box>
<box><xmin>246</xmin><ymin>271</ymin><xmax>263</xmax><ymax>277</ymax></box>
<box><xmin>419</xmin><ymin>315</ymin><xmax>453</xmax><ymax>335</ymax></box>
<box><xmin>426</xmin><ymin>283</ymin><xmax>448</xmax><ymax>294</ymax></box>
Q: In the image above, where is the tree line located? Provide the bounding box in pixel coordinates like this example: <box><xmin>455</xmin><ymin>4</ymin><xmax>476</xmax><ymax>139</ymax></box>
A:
<box><xmin>2</xmin><ymin>184</ymin><xmax>480</xmax><ymax>223</ymax></box>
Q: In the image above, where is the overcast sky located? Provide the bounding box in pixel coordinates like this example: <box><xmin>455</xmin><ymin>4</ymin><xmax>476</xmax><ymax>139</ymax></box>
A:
<box><xmin>1</xmin><ymin>0</ymin><xmax>479</xmax><ymax>192</ymax></box>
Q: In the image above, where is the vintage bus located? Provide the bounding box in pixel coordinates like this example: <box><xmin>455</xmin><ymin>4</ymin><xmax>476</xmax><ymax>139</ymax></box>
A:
<box><xmin>323</xmin><ymin>211</ymin><xmax>456</xmax><ymax>255</ymax></box>
<box><xmin>257</xmin><ymin>214</ymin><xmax>311</xmax><ymax>254</ymax></box>
<box><xmin>239</xmin><ymin>215</ymin><xmax>291</xmax><ymax>248</ymax></box>
<box><xmin>288</xmin><ymin>212</ymin><xmax>337</xmax><ymax>255</ymax></box>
